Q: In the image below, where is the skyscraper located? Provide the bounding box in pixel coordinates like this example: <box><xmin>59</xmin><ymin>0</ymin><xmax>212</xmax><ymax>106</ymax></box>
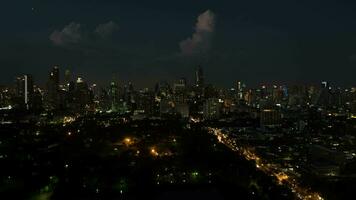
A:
<box><xmin>15</xmin><ymin>74</ymin><xmax>33</xmax><ymax>110</ymax></box>
<box><xmin>74</xmin><ymin>77</ymin><xmax>92</xmax><ymax>112</ymax></box>
<box><xmin>236</xmin><ymin>81</ymin><xmax>245</xmax><ymax>100</ymax></box>
<box><xmin>173</xmin><ymin>78</ymin><xmax>186</xmax><ymax>103</ymax></box>
<box><xmin>65</xmin><ymin>69</ymin><xmax>71</xmax><ymax>86</ymax></box>
<box><xmin>195</xmin><ymin>65</ymin><xmax>204</xmax><ymax>88</ymax></box>
<box><xmin>51</xmin><ymin>66</ymin><xmax>60</xmax><ymax>88</ymax></box>
<box><xmin>203</xmin><ymin>98</ymin><xmax>221</xmax><ymax>119</ymax></box>
<box><xmin>46</xmin><ymin>66</ymin><xmax>60</xmax><ymax>110</ymax></box>
<box><xmin>260</xmin><ymin>109</ymin><xmax>282</xmax><ymax>128</ymax></box>
<box><xmin>110</xmin><ymin>80</ymin><xmax>119</xmax><ymax>112</ymax></box>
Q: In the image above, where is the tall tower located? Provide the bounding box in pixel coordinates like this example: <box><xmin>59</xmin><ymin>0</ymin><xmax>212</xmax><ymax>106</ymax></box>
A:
<box><xmin>236</xmin><ymin>81</ymin><xmax>245</xmax><ymax>100</ymax></box>
<box><xmin>46</xmin><ymin>66</ymin><xmax>60</xmax><ymax>109</ymax></box>
<box><xmin>24</xmin><ymin>75</ymin><xmax>33</xmax><ymax>109</ymax></box>
<box><xmin>110</xmin><ymin>80</ymin><xmax>119</xmax><ymax>112</ymax></box>
<box><xmin>51</xmin><ymin>66</ymin><xmax>60</xmax><ymax>89</ymax></box>
<box><xmin>195</xmin><ymin>65</ymin><xmax>204</xmax><ymax>87</ymax></box>
<box><xmin>65</xmin><ymin>69</ymin><xmax>71</xmax><ymax>85</ymax></box>
<box><xmin>15</xmin><ymin>74</ymin><xmax>33</xmax><ymax>110</ymax></box>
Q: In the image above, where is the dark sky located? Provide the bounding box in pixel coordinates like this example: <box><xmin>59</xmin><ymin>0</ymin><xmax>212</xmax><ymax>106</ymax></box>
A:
<box><xmin>1</xmin><ymin>0</ymin><xmax>356</xmax><ymax>88</ymax></box>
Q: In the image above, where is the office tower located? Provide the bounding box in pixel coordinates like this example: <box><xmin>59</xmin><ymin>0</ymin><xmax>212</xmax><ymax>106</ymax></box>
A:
<box><xmin>173</xmin><ymin>78</ymin><xmax>186</xmax><ymax>92</ymax></box>
<box><xmin>74</xmin><ymin>77</ymin><xmax>91</xmax><ymax>112</ymax></box>
<box><xmin>175</xmin><ymin>103</ymin><xmax>189</xmax><ymax>118</ymax></box>
<box><xmin>110</xmin><ymin>80</ymin><xmax>119</xmax><ymax>112</ymax></box>
<box><xmin>321</xmin><ymin>81</ymin><xmax>329</xmax><ymax>89</ymax></box>
<box><xmin>160</xmin><ymin>98</ymin><xmax>174</xmax><ymax>116</ymax></box>
<box><xmin>15</xmin><ymin>74</ymin><xmax>34</xmax><ymax>109</ymax></box>
<box><xmin>32</xmin><ymin>87</ymin><xmax>43</xmax><ymax>112</ymax></box>
<box><xmin>317</xmin><ymin>81</ymin><xmax>333</xmax><ymax>108</ymax></box>
<box><xmin>64</xmin><ymin>69</ymin><xmax>71</xmax><ymax>86</ymax></box>
<box><xmin>173</xmin><ymin>78</ymin><xmax>187</xmax><ymax>104</ymax></box>
<box><xmin>260</xmin><ymin>108</ymin><xmax>282</xmax><ymax>128</ymax></box>
<box><xmin>155</xmin><ymin>81</ymin><xmax>172</xmax><ymax>98</ymax></box>
<box><xmin>195</xmin><ymin>65</ymin><xmax>204</xmax><ymax>87</ymax></box>
<box><xmin>51</xmin><ymin>66</ymin><xmax>60</xmax><ymax>88</ymax></box>
<box><xmin>236</xmin><ymin>81</ymin><xmax>245</xmax><ymax>100</ymax></box>
<box><xmin>272</xmin><ymin>85</ymin><xmax>284</xmax><ymax>104</ymax></box>
<box><xmin>46</xmin><ymin>66</ymin><xmax>60</xmax><ymax>110</ymax></box>
<box><xmin>203</xmin><ymin>98</ymin><xmax>221</xmax><ymax>119</ymax></box>
<box><xmin>127</xmin><ymin>82</ymin><xmax>135</xmax><ymax>104</ymax></box>
<box><xmin>136</xmin><ymin>90</ymin><xmax>155</xmax><ymax>115</ymax></box>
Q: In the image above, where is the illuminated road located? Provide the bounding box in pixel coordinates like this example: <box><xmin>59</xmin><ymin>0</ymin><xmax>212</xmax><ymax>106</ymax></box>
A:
<box><xmin>207</xmin><ymin>127</ymin><xmax>324</xmax><ymax>200</ymax></box>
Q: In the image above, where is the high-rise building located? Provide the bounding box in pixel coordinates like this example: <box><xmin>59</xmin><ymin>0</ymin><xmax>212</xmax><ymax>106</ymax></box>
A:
<box><xmin>260</xmin><ymin>109</ymin><xmax>282</xmax><ymax>128</ymax></box>
<box><xmin>64</xmin><ymin>69</ymin><xmax>71</xmax><ymax>86</ymax></box>
<box><xmin>160</xmin><ymin>98</ymin><xmax>174</xmax><ymax>116</ymax></box>
<box><xmin>321</xmin><ymin>81</ymin><xmax>329</xmax><ymax>89</ymax></box>
<box><xmin>74</xmin><ymin>77</ymin><xmax>92</xmax><ymax>112</ymax></box>
<box><xmin>203</xmin><ymin>98</ymin><xmax>221</xmax><ymax>119</ymax></box>
<box><xmin>173</xmin><ymin>78</ymin><xmax>187</xmax><ymax>104</ymax></box>
<box><xmin>15</xmin><ymin>74</ymin><xmax>33</xmax><ymax>109</ymax></box>
<box><xmin>51</xmin><ymin>66</ymin><xmax>60</xmax><ymax>88</ymax></box>
<box><xmin>32</xmin><ymin>87</ymin><xmax>43</xmax><ymax>112</ymax></box>
<box><xmin>46</xmin><ymin>66</ymin><xmax>60</xmax><ymax>110</ymax></box>
<box><xmin>236</xmin><ymin>81</ymin><xmax>246</xmax><ymax>100</ymax></box>
<box><xmin>175</xmin><ymin>103</ymin><xmax>189</xmax><ymax>118</ymax></box>
<box><xmin>110</xmin><ymin>80</ymin><xmax>119</xmax><ymax>112</ymax></box>
<box><xmin>317</xmin><ymin>82</ymin><xmax>333</xmax><ymax>108</ymax></box>
<box><xmin>195</xmin><ymin>65</ymin><xmax>204</xmax><ymax>87</ymax></box>
<box><xmin>136</xmin><ymin>89</ymin><xmax>155</xmax><ymax>115</ymax></box>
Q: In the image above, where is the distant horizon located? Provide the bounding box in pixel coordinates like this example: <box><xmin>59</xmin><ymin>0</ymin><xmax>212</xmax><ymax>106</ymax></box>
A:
<box><xmin>1</xmin><ymin>64</ymin><xmax>355</xmax><ymax>89</ymax></box>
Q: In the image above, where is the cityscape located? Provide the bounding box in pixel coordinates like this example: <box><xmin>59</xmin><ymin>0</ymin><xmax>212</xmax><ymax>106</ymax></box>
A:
<box><xmin>1</xmin><ymin>65</ymin><xmax>356</xmax><ymax>199</ymax></box>
<box><xmin>1</xmin><ymin>1</ymin><xmax>356</xmax><ymax>200</ymax></box>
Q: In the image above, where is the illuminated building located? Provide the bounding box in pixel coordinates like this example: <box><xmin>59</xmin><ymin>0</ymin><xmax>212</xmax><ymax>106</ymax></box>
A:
<box><xmin>160</xmin><ymin>98</ymin><xmax>174</xmax><ymax>116</ymax></box>
<box><xmin>110</xmin><ymin>80</ymin><xmax>119</xmax><ymax>112</ymax></box>
<box><xmin>136</xmin><ymin>89</ymin><xmax>155</xmax><ymax>115</ymax></box>
<box><xmin>236</xmin><ymin>81</ymin><xmax>246</xmax><ymax>100</ymax></box>
<box><xmin>203</xmin><ymin>98</ymin><xmax>221</xmax><ymax>119</ymax></box>
<box><xmin>74</xmin><ymin>77</ymin><xmax>92</xmax><ymax>112</ymax></box>
<box><xmin>317</xmin><ymin>81</ymin><xmax>333</xmax><ymax>108</ymax></box>
<box><xmin>260</xmin><ymin>108</ymin><xmax>281</xmax><ymax>128</ymax></box>
<box><xmin>64</xmin><ymin>69</ymin><xmax>71</xmax><ymax>89</ymax></box>
<box><xmin>45</xmin><ymin>66</ymin><xmax>60</xmax><ymax>110</ymax></box>
<box><xmin>173</xmin><ymin>78</ymin><xmax>187</xmax><ymax>104</ymax></box>
<box><xmin>15</xmin><ymin>74</ymin><xmax>34</xmax><ymax>110</ymax></box>
<box><xmin>321</xmin><ymin>81</ymin><xmax>329</xmax><ymax>89</ymax></box>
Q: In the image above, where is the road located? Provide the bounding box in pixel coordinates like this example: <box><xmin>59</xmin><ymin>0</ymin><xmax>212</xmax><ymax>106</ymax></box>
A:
<box><xmin>207</xmin><ymin>127</ymin><xmax>324</xmax><ymax>200</ymax></box>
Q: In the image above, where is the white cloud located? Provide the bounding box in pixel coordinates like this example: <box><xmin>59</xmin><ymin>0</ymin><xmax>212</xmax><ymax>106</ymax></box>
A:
<box><xmin>94</xmin><ymin>21</ymin><xmax>119</xmax><ymax>38</ymax></box>
<box><xmin>180</xmin><ymin>10</ymin><xmax>216</xmax><ymax>56</ymax></box>
<box><xmin>50</xmin><ymin>21</ymin><xmax>119</xmax><ymax>47</ymax></box>
<box><xmin>50</xmin><ymin>22</ymin><xmax>83</xmax><ymax>46</ymax></box>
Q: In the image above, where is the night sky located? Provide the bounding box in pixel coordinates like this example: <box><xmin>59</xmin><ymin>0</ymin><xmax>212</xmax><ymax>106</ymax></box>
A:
<box><xmin>1</xmin><ymin>0</ymin><xmax>356</xmax><ymax>88</ymax></box>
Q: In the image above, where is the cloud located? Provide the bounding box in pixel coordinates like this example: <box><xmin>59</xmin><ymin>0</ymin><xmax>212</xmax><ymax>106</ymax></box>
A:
<box><xmin>94</xmin><ymin>21</ymin><xmax>119</xmax><ymax>38</ymax></box>
<box><xmin>179</xmin><ymin>10</ymin><xmax>216</xmax><ymax>56</ymax></box>
<box><xmin>50</xmin><ymin>22</ymin><xmax>83</xmax><ymax>46</ymax></box>
<box><xmin>50</xmin><ymin>21</ymin><xmax>119</xmax><ymax>47</ymax></box>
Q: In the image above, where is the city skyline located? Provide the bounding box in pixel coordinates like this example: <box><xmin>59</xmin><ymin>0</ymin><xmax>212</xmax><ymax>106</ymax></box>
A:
<box><xmin>1</xmin><ymin>2</ymin><xmax>356</xmax><ymax>199</ymax></box>
<box><xmin>3</xmin><ymin>65</ymin><xmax>356</xmax><ymax>90</ymax></box>
<box><xmin>1</xmin><ymin>1</ymin><xmax>356</xmax><ymax>87</ymax></box>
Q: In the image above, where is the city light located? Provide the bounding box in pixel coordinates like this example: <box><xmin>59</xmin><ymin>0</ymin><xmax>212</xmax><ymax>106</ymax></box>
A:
<box><xmin>208</xmin><ymin>127</ymin><xmax>325</xmax><ymax>200</ymax></box>
<box><xmin>150</xmin><ymin>147</ymin><xmax>159</xmax><ymax>156</ymax></box>
<box><xmin>1</xmin><ymin>2</ymin><xmax>355</xmax><ymax>200</ymax></box>
<box><xmin>124</xmin><ymin>137</ymin><xmax>132</xmax><ymax>146</ymax></box>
